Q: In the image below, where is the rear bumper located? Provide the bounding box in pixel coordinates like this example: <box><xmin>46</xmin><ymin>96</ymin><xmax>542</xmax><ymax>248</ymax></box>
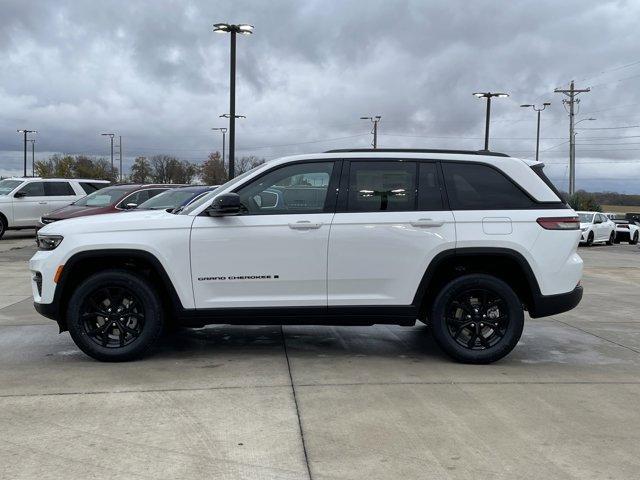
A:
<box><xmin>529</xmin><ymin>284</ymin><xmax>583</xmax><ymax>318</ymax></box>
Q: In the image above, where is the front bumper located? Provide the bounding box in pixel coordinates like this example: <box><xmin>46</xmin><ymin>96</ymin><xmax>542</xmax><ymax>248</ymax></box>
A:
<box><xmin>529</xmin><ymin>284</ymin><xmax>583</xmax><ymax>318</ymax></box>
<box><xmin>34</xmin><ymin>301</ymin><xmax>58</xmax><ymax>321</ymax></box>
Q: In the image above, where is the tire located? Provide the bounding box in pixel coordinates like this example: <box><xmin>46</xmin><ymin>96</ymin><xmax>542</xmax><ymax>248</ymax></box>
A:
<box><xmin>430</xmin><ymin>274</ymin><xmax>524</xmax><ymax>364</ymax></box>
<box><xmin>631</xmin><ymin>232</ymin><xmax>639</xmax><ymax>245</ymax></box>
<box><xmin>67</xmin><ymin>269</ymin><xmax>164</xmax><ymax>362</ymax></box>
<box><xmin>0</xmin><ymin>215</ymin><xmax>6</xmax><ymax>239</ymax></box>
<box><xmin>586</xmin><ymin>232</ymin><xmax>594</xmax><ymax>246</ymax></box>
<box><xmin>606</xmin><ymin>232</ymin><xmax>615</xmax><ymax>245</ymax></box>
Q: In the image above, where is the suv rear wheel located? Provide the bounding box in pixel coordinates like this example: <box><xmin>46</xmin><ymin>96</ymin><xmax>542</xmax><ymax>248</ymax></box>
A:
<box><xmin>606</xmin><ymin>232</ymin><xmax>615</xmax><ymax>245</ymax></box>
<box><xmin>0</xmin><ymin>215</ymin><xmax>6</xmax><ymax>239</ymax></box>
<box><xmin>67</xmin><ymin>269</ymin><xmax>164</xmax><ymax>361</ymax></box>
<box><xmin>430</xmin><ymin>274</ymin><xmax>524</xmax><ymax>364</ymax></box>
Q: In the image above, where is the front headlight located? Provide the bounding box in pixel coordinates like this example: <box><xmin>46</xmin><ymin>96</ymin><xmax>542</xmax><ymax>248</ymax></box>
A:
<box><xmin>36</xmin><ymin>234</ymin><xmax>63</xmax><ymax>251</ymax></box>
<box><xmin>581</xmin><ymin>227</ymin><xmax>588</xmax><ymax>231</ymax></box>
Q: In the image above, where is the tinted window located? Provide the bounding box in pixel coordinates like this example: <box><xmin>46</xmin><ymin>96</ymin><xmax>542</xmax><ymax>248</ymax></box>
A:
<box><xmin>44</xmin><ymin>182</ymin><xmax>75</xmax><ymax>196</ymax></box>
<box><xmin>16</xmin><ymin>182</ymin><xmax>44</xmax><ymax>197</ymax></box>
<box><xmin>347</xmin><ymin>161</ymin><xmax>416</xmax><ymax>212</ymax></box>
<box><xmin>120</xmin><ymin>190</ymin><xmax>151</xmax><ymax>207</ymax></box>
<box><xmin>80</xmin><ymin>182</ymin><xmax>108</xmax><ymax>194</ymax></box>
<box><xmin>418</xmin><ymin>162</ymin><xmax>443</xmax><ymax>210</ymax></box>
<box><xmin>237</xmin><ymin>162</ymin><xmax>334</xmax><ymax>215</ymax></box>
<box><xmin>578</xmin><ymin>213</ymin><xmax>594</xmax><ymax>223</ymax></box>
<box><xmin>442</xmin><ymin>163</ymin><xmax>534</xmax><ymax>210</ymax></box>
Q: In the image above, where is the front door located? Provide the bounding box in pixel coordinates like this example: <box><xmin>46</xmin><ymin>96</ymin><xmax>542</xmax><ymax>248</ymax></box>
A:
<box><xmin>190</xmin><ymin>161</ymin><xmax>340</xmax><ymax>309</ymax></box>
<box><xmin>328</xmin><ymin>160</ymin><xmax>456</xmax><ymax>306</ymax></box>
<box><xmin>12</xmin><ymin>181</ymin><xmax>47</xmax><ymax>226</ymax></box>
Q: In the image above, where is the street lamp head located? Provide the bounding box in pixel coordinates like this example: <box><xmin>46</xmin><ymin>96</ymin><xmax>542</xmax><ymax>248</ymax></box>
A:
<box><xmin>494</xmin><ymin>93</ymin><xmax>509</xmax><ymax>98</ymax></box>
<box><xmin>543</xmin><ymin>102</ymin><xmax>551</xmax><ymax>106</ymax></box>
<box><xmin>17</xmin><ymin>129</ymin><xmax>37</xmax><ymax>134</ymax></box>
<box><xmin>100</xmin><ymin>132</ymin><xmax>115</xmax><ymax>137</ymax></box>
<box><xmin>237</xmin><ymin>24</ymin><xmax>254</xmax><ymax>35</ymax></box>
<box><xmin>360</xmin><ymin>116</ymin><xmax>370</xmax><ymax>120</ymax></box>
<box><xmin>520</xmin><ymin>104</ymin><xmax>533</xmax><ymax>108</ymax></box>
<box><xmin>213</xmin><ymin>23</ymin><xmax>231</xmax><ymax>33</ymax></box>
<box><xmin>473</xmin><ymin>92</ymin><xmax>488</xmax><ymax>98</ymax></box>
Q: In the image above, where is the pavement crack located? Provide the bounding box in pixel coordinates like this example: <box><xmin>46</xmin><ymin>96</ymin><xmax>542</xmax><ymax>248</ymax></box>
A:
<box><xmin>552</xmin><ymin>318</ymin><xmax>640</xmax><ymax>354</ymax></box>
<box><xmin>281</xmin><ymin>325</ymin><xmax>314</xmax><ymax>480</ymax></box>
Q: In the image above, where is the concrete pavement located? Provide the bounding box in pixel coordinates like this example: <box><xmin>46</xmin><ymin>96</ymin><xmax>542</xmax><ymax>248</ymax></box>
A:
<box><xmin>0</xmin><ymin>233</ymin><xmax>638</xmax><ymax>479</ymax></box>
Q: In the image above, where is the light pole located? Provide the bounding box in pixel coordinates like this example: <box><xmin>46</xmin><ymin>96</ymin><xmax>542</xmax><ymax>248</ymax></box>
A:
<box><xmin>101</xmin><ymin>133</ymin><xmax>115</xmax><ymax>178</ymax></box>
<box><xmin>213</xmin><ymin>22</ymin><xmax>254</xmax><ymax>179</ymax></box>
<box><xmin>520</xmin><ymin>102</ymin><xmax>551</xmax><ymax>161</ymax></box>
<box><xmin>360</xmin><ymin>116</ymin><xmax>382</xmax><ymax>149</ymax></box>
<box><xmin>569</xmin><ymin>117</ymin><xmax>596</xmax><ymax>195</ymax></box>
<box><xmin>27</xmin><ymin>139</ymin><xmax>35</xmax><ymax>176</ymax></box>
<box><xmin>473</xmin><ymin>92</ymin><xmax>509</xmax><ymax>151</ymax></box>
<box><xmin>211</xmin><ymin>127</ymin><xmax>228</xmax><ymax>171</ymax></box>
<box><xmin>17</xmin><ymin>129</ymin><xmax>37</xmax><ymax>177</ymax></box>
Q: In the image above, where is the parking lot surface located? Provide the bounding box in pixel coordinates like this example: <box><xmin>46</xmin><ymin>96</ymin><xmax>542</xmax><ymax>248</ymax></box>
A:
<box><xmin>0</xmin><ymin>231</ymin><xmax>638</xmax><ymax>479</ymax></box>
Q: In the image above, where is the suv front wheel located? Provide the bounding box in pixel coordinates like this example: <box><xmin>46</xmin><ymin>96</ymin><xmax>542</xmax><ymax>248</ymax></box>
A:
<box><xmin>430</xmin><ymin>274</ymin><xmax>524</xmax><ymax>364</ymax></box>
<box><xmin>67</xmin><ymin>269</ymin><xmax>164</xmax><ymax>361</ymax></box>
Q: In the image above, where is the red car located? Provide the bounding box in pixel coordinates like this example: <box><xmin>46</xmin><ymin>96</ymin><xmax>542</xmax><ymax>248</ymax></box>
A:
<box><xmin>39</xmin><ymin>184</ymin><xmax>177</xmax><ymax>226</ymax></box>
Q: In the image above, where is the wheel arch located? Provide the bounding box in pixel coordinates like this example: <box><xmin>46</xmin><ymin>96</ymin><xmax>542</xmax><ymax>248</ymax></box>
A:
<box><xmin>413</xmin><ymin>247</ymin><xmax>542</xmax><ymax>320</ymax></box>
<box><xmin>54</xmin><ymin>249</ymin><xmax>184</xmax><ymax>331</ymax></box>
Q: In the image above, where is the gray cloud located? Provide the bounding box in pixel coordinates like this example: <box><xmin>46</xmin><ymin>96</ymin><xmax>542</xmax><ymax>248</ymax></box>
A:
<box><xmin>1</xmin><ymin>0</ymin><xmax>640</xmax><ymax>193</ymax></box>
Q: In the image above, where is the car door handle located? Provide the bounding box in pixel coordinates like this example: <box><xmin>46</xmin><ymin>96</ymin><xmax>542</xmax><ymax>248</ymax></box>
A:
<box><xmin>411</xmin><ymin>218</ymin><xmax>444</xmax><ymax>228</ymax></box>
<box><xmin>288</xmin><ymin>221</ymin><xmax>323</xmax><ymax>230</ymax></box>
<box><xmin>38</xmin><ymin>201</ymin><xmax>48</xmax><ymax>205</ymax></box>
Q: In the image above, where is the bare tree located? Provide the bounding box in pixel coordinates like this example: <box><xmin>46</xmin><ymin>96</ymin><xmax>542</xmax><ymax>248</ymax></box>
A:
<box><xmin>200</xmin><ymin>152</ymin><xmax>227</xmax><ymax>185</ymax></box>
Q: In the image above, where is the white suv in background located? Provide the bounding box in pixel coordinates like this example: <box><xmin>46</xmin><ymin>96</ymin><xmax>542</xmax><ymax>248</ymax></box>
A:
<box><xmin>0</xmin><ymin>178</ymin><xmax>109</xmax><ymax>238</ymax></box>
<box><xmin>30</xmin><ymin>149</ymin><xmax>583</xmax><ymax>364</ymax></box>
<box><xmin>577</xmin><ymin>211</ymin><xmax>616</xmax><ymax>246</ymax></box>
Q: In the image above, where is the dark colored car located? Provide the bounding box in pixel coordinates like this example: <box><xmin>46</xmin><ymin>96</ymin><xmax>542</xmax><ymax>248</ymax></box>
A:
<box><xmin>40</xmin><ymin>184</ymin><xmax>176</xmax><ymax>226</ymax></box>
<box><xmin>136</xmin><ymin>185</ymin><xmax>218</xmax><ymax>211</ymax></box>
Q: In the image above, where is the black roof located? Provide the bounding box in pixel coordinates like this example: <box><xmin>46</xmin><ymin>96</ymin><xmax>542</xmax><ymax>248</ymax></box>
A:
<box><xmin>323</xmin><ymin>148</ymin><xmax>510</xmax><ymax>157</ymax></box>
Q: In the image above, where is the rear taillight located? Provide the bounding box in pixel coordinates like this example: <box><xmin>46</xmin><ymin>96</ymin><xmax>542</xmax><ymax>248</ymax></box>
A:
<box><xmin>537</xmin><ymin>217</ymin><xmax>580</xmax><ymax>230</ymax></box>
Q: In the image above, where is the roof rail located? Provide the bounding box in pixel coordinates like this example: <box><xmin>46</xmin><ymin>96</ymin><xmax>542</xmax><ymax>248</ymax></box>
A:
<box><xmin>323</xmin><ymin>148</ymin><xmax>510</xmax><ymax>157</ymax></box>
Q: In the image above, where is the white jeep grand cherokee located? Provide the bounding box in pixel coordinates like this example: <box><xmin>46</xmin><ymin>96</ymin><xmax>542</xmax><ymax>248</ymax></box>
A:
<box><xmin>30</xmin><ymin>149</ymin><xmax>583</xmax><ymax>363</ymax></box>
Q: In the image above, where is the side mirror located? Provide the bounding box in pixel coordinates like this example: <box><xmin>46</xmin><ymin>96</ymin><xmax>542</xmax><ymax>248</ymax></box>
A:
<box><xmin>206</xmin><ymin>193</ymin><xmax>241</xmax><ymax>216</ymax></box>
<box><xmin>14</xmin><ymin>191</ymin><xmax>26</xmax><ymax>198</ymax></box>
<box><xmin>124</xmin><ymin>203</ymin><xmax>138</xmax><ymax>210</ymax></box>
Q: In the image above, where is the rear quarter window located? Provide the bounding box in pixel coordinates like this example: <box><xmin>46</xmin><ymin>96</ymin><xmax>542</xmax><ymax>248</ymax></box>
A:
<box><xmin>442</xmin><ymin>162</ymin><xmax>534</xmax><ymax>210</ymax></box>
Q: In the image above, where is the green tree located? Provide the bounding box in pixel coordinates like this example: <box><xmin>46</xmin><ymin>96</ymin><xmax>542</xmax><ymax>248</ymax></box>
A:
<box><xmin>200</xmin><ymin>152</ymin><xmax>227</xmax><ymax>185</ymax></box>
<box><xmin>130</xmin><ymin>156</ymin><xmax>152</xmax><ymax>183</ymax></box>
<box><xmin>568</xmin><ymin>190</ymin><xmax>601</xmax><ymax>211</ymax></box>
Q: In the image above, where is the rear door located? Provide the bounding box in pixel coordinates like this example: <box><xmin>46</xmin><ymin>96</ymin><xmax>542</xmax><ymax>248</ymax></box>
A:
<box><xmin>327</xmin><ymin>160</ymin><xmax>455</xmax><ymax>306</ymax></box>
<box><xmin>43</xmin><ymin>181</ymin><xmax>78</xmax><ymax>214</ymax></box>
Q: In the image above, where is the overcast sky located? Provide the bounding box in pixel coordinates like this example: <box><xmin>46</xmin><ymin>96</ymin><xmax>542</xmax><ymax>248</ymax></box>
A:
<box><xmin>2</xmin><ymin>0</ymin><xmax>640</xmax><ymax>192</ymax></box>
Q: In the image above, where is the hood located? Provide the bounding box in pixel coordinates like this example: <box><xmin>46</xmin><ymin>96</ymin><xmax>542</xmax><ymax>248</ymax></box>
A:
<box><xmin>38</xmin><ymin>209</ymin><xmax>194</xmax><ymax>236</ymax></box>
<box><xmin>44</xmin><ymin>204</ymin><xmax>114</xmax><ymax>219</ymax></box>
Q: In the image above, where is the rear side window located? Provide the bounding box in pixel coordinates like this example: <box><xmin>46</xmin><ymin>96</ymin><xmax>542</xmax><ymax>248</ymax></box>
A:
<box><xmin>44</xmin><ymin>182</ymin><xmax>75</xmax><ymax>196</ymax></box>
<box><xmin>347</xmin><ymin>161</ymin><xmax>417</xmax><ymax>212</ymax></box>
<box><xmin>530</xmin><ymin>164</ymin><xmax>563</xmax><ymax>202</ymax></box>
<box><xmin>442</xmin><ymin>162</ymin><xmax>534</xmax><ymax>210</ymax></box>
<box><xmin>418</xmin><ymin>162</ymin><xmax>443</xmax><ymax>210</ymax></box>
<box><xmin>80</xmin><ymin>182</ymin><xmax>108</xmax><ymax>194</ymax></box>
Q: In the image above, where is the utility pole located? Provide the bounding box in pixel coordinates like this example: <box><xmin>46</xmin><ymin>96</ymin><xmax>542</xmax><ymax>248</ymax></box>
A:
<box><xmin>17</xmin><ymin>129</ymin><xmax>37</xmax><ymax>177</ymax></box>
<box><xmin>101</xmin><ymin>133</ymin><xmax>116</xmax><ymax>179</ymax></box>
<box><xmin>118</xmin><ymin>136</ymin><xmax>123</xmax><ymax>181</ymax></box>
<box><xmin>555</xmin><ymin>81</ymin><xmax>590</xmax><ymax>195</ymax></box>
<box><xmin>360</xmin><ymin>116</ymin><xmax>382</xmax><ymax>148</ymax></box>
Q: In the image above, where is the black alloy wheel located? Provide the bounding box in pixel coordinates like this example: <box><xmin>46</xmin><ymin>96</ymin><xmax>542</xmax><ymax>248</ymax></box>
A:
<box><xmin>631</xmin><ymin>232</ymin><xmax>639</xmax><ymax>245</ymax></box>
<box><xmin>80</xmin><ymin>286</ymin><xmax>145</xmax><ymax>348</ymax></box>
<box><xmin>445</xmin><ymin>288</ymin><xmax>509</xmax><ymax>350</ymax></box>
<box><xmin>607</xmin><ymin>232</ymin><xmax>615</xmax><ymax>245</ymax></box>
<box><xmin>67</xmin><ymin>269</ymin><xmax>164</xmax><ymax>361</ymax></box>
<box><xmin>430</xmin><ymin>274</ymin><xmax>524</xmax><ymax>364</ymax></box>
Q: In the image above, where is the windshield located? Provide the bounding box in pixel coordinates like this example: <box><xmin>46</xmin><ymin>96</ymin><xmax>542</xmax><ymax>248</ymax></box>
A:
<box><xmin>179</xmin><ymin>166</ymin><xmax>263</xmax><ymax>215</ymax></box>
<box><xmin>138</xmin><ymin>189</ymin><xmax>203</xmax><ymax>210</ymax></box>
<box><xmin>0</xmin><ymin>179</ymin><xmax>23</xmax><ymax>195</ymax></box>
<box><xmin>578</xmin><ymin>213</ymin><xmax>593</xmax><ymax>223</ymax></box>
<box><xmin>74</xmin><ymin>186</ymin><xmax>132</xmax><ymax>207</ymax></box>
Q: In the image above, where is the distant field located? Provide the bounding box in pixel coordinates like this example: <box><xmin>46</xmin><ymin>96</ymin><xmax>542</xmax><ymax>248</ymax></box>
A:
<box><xmin>602</xmin><ymin>205</ymin><xmax>640</xmax><ymax>213</ymax></box>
